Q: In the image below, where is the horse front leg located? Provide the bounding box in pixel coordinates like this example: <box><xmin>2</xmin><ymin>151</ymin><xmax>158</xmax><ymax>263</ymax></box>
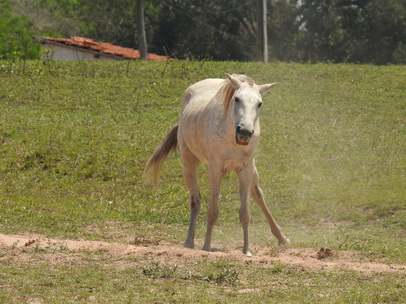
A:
<box><xmin>238</xmin><ymin>165</ymin><xmax>256</xmax><ymax>256</ymax></box>
<box><xmin>202</xmin><ymin>165</ymin><xmax>223</xmax><ymax>252</ymax></box>
<box><xmin>250</xmin><ymin>166</ymin><xmax>290</xmax><ymax>245</ymax></box>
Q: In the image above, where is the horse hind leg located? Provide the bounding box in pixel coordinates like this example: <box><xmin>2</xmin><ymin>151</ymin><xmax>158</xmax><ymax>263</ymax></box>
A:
<box><xmin>184</xmin><ymin>191</ymin><xmax>201</xmax><ymax>249</ymax></box>
<box><xmin>250</xmin><ymin>168</ymin><xmax>290</xmax><ymax>245</ymax></box>
<box><xmin>182</xmin><ymin>151</ymin><xmax>201</xmax><ymax>249</ymax></box>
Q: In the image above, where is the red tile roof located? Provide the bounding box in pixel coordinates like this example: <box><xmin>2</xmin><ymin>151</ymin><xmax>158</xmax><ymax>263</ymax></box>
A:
<box><xmin>41</xmin><ymin>36</ymin><xmax>173</xmax><ymax>61</ymax></box>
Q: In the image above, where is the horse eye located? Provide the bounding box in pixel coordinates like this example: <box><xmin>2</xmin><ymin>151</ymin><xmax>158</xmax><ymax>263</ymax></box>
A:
<box><xmin>235</xmin><ymin>97</ymin><xmax>240</xmax><ymax>103</ymax></box>
<box><xmin>258</xmin><ymin>102</ymin><xmax>263</xmax><ymax>108</ymax></box>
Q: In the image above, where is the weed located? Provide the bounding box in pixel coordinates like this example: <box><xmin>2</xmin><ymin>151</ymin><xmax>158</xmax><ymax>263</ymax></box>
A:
<box><xmin>337</xmin><ymin>229</ymin><xmax>372</xmax><ymax>250</ymax></box>
<box><xmin>269</xmin><ymin>263</ymin><xmax>285</xmax><ymax>274</ymax></box>
<box><xmin>11</xmin><ymin>240</ymin><xmax>20</xmax><ymax>250</ymax></box>
<box><xmin>33</xmin><ymin>240</ymin><xmax>46</xmax><ymax>253</ymax></box>
<box><xmin>58</xmin><ymin>241</ymin><xmax>69</xmax><ymax>252</ymax></box>
<box><xmin>202</xmin><ymin>267</ymin><xmax>240</xmax><ymax>286</ymax></box>
<box><xmin>142</xmin><ymin>262</ymin><xmax>178</xmax><ymax>279</ymax></box>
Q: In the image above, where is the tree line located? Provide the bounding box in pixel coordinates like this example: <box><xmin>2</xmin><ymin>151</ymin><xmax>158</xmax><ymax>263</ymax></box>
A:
<box><xmin>2</xmin><ymin>0</ymin><xmax>405</xmax><ymax>64</ymax></box>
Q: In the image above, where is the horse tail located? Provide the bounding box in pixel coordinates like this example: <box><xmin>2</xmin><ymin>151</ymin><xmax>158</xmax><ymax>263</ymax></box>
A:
<box><xmin>143</xmin><ymin>124</ymin><xmax>179</xmax><ymax>188</ymax></box>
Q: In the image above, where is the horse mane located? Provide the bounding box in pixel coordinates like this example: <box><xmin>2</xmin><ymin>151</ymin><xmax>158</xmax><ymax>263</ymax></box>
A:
<box><xmin>217</xmin><ymin>74</ymin><xmax>255</xmax><ymax>116</ymax></box>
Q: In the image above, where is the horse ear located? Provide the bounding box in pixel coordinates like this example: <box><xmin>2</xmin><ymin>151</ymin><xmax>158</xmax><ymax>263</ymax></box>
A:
<box><xmin>225</xmin><ymin>73</ymin><xmax>242</xmax><ymax>90</ymax></box>
<box><xmin>258</xmin><ymin>83</ymin><xmax>277</xmax><ymax>95</ymax></box>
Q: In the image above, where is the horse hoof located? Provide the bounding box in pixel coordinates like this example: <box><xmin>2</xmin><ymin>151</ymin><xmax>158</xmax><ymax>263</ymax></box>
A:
<box><xmin>278</xmin><ymin>237</ymin><xmax>290</xmax><ymax>245</ymax></box>
<box><xmin>202</xmin><ymin>245</ymin><xmax>211</xmax><ymax>252</ymax></box>
<box><xmin>184</xmin><ymin>242</ymin><xmax>194</xmax><ymax>249</ymax></box>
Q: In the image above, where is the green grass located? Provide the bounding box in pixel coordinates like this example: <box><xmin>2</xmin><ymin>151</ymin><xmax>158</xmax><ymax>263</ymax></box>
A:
<box><xmin>0</xmin><ymin>247</ymin><xmax>404</xmax><ymax>304</ymax></box>
<box><xmin>1</xmin><ymin>61</ymin><xmax>404</xmax><ymax>231</ymax></box>
<box><xmin>0</xmin><ymin>60</ymin><xmax>405</xmax><ymax>302</ymax></box>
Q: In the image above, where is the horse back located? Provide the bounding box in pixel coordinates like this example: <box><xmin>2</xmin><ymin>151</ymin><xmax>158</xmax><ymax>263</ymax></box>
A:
<box><xmin>181</xmin><ymin>78</ymin><xmax>224</xmax><ymax>110</ymax></box>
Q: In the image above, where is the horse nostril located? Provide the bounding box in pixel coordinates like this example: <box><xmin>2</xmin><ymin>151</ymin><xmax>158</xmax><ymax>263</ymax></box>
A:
<box><xmin>237</xmin><ymin>126</ymin><xmax>254</xmax><ymax>137</ymax></box>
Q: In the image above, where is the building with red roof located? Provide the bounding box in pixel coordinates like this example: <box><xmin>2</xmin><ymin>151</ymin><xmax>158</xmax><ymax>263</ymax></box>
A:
<box><xmin>37</xmin><ymin>36</ymin><xmax>173</xmax><ymax>61</ymax></box>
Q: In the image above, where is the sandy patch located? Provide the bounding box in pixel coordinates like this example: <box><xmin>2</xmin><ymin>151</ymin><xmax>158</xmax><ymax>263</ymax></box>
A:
<box><xmin>0</xmin><ymin>233</ymin><xmax>404</xmax><ymax>273</ymax></box>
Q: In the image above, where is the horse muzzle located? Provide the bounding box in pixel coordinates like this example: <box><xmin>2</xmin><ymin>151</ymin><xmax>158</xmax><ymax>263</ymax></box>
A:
<box><xmin>235</xmin><ymin>126</ymin><xmax>254</xmax><ymax>146</ymax></box>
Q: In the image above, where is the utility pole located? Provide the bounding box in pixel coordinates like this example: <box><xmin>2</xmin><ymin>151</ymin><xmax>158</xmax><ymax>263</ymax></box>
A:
<box><xmin>137</xmin><ymin>0</ymin><xmax>147</xmax><ymax>60</ymax></box>
<box><xmin>257</xmin><ymin>0</ymin><xmax>268</xmax><ymax>62</ymax></box>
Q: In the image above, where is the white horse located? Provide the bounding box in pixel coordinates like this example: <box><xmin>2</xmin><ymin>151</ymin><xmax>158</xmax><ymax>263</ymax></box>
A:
<box><xmin>144</xmin><ymin>73</ymin><xmax>290</xmax><ymax>255</ymax></box>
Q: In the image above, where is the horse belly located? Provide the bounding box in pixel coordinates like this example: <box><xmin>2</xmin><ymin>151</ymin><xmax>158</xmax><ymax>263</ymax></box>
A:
<box><xmin>179</xmin><ymin>105</ymin><xmax>211</xmax><ymax>164</ymax></box>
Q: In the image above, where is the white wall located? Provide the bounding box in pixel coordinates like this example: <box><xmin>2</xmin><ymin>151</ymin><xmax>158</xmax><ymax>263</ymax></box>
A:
<box><xmin>41</xmin><ymin>43</ymin><xmax>121</xmax><ymax>61</ymax></box>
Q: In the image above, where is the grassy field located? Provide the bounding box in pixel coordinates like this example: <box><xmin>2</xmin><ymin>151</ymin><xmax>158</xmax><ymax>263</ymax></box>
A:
<box><xmin>0</xmin><ymin>60</ymin><xmax>405</xmax><ymax>303</ymax></box>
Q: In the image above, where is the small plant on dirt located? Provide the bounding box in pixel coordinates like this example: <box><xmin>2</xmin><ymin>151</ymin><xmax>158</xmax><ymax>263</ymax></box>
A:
<box><xmin>269</xmin><ymin>263</ymin><xmax>285</xmax><ymax>274</ymax></box>
<box><xmin>32</xmin><ymin>240</ymin><xmax>46</xmax><ymax>253</ymax></box>
<box><xmin>11</xmin><ymin>240</ymin><xmax>20</xmax><ymax>250</ymax></box>
<box><xmin>142</xmin><ymin>262</ymin><xmax>178</xmax><ymax>279</ymax></box>
<box><xmin>337</xmin><ymin>229</ymin><xmax>372</xmax><ymax>250</ymax></box>
<box><xmin>58</xmin><ymin>241</ymin><xmax>69</xmax><ymax>252</ymax></box>
<box><xmin>131</xmin><ymin>235</ymin><xmax>160</xmax><ymax>246</ymax></box>
<box><xmin>203</xmin><ymin>267</ymin><xmax>240</xmax><ymax>286</ymax></box>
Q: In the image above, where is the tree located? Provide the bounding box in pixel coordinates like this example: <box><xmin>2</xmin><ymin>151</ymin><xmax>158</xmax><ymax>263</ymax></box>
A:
<box><xmin>268</xmin><ymin>0</ymin><xmax>301</xmax><ymax>62</ymax></box>
<box><xmin>137</xmin><ymin>0</ymin><xmax>147</xmax><ymax>59</ymax></box>
<box><xmin>0</xmin><ymin>0</ymin><xmax>41</xmax><ymax>59</ymax></box>
<box><xmin>297</xmin><ymin>0</ymin><xmax>406</xmax><ymax>64</ymax></box>
<box><xmin>151</xmin><ymin>0</ymin><xmax>257</xmax><ymax>60</ymax></box>
<box><xmin>7</xmin><ymin>0</ymin><xmax>406</xmax><ymax>64</ymax></box>
<box><xmin>257</xmin><ymin>0</ymin><xmax>268</xmax><ymax>62</ymax></box>
<box><xmin>359</xmin><ymin>0</ymin><xmax>406</xmax><ymax>64</ymax></box>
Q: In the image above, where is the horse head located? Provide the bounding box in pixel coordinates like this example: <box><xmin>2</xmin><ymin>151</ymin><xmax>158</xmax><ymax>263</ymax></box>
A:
<box><xmin>225</xmin><ymin>73</ymin><xmax>276</xmax><ymax>146</ymax></box>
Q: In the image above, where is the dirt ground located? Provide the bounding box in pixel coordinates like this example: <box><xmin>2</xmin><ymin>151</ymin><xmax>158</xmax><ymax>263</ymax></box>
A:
<box><xmin>1</xmin><ymin>233</ymin><xmax>405</xmax><ymax>274</ymax></box>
